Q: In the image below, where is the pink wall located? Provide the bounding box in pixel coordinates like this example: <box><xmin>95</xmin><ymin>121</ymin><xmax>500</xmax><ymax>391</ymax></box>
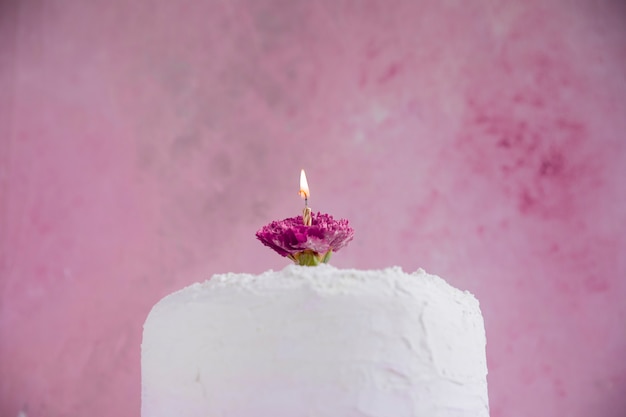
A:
<box><xmin>1</xmin><ymin>0</ymin><xmax>625</xmax><ymax>416</ymax></box>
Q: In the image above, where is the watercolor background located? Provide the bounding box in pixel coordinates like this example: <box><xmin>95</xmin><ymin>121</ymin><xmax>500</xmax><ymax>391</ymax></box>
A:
<box><xmin>1</xmin><ymin>0</ymin><xmax>625</xmax><ymax>416</ymax></box>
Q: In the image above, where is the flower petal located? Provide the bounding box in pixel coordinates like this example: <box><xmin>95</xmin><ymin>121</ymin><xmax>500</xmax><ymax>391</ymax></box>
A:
<box><xmin>255</xmin><ymin>212</ymin><xmax>354</xmax><ymax>258</ymax></box>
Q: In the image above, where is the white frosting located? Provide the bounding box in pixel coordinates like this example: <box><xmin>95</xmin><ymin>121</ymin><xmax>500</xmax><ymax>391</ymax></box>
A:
<box><xmin>142</xmin><ymin>265</ymin><xmax>489</xmax><ymax>417</ymax></box>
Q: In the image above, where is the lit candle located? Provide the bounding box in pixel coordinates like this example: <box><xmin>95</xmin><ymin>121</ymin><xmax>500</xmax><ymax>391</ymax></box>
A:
<box><xmin>255</xmin><ymin>170</ymin><xmax>355</xmax><ymax>266</ymax></box>
<box><xmin>299</xmin><ymin>169</ymin><xmax>312</xmax><ymax>226</ymax></box>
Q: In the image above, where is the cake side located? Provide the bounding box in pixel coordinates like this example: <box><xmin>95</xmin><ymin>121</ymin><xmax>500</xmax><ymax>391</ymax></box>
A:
<box><xmin>142</xmin><ymin>265</ymin><xmax>489</xmax><ymax>417</ymax></box>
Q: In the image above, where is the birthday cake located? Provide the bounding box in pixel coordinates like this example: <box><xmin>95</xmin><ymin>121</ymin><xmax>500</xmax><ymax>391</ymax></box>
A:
<box><xmin>141</xmin><ymin>265</ymin><xmax>489</xmax><ymax>416</ymax></box>
<box><xmin>141</xmin><ymin>171</ymin><xmax>489</xmax><ymax>416</ymax></box>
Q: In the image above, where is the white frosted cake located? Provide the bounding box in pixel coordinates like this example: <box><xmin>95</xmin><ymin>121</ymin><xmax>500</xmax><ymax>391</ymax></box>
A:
<box><xmin>141</xmin><ymin>265</ymin><xmax>489</xmax><ymax>416</ymax></box>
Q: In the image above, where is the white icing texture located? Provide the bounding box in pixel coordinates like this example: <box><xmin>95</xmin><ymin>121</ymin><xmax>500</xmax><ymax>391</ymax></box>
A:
<box><xmin>142</xmin><ymin>265</ymin><xmax>489</xmax><ymax>416</ymax></box>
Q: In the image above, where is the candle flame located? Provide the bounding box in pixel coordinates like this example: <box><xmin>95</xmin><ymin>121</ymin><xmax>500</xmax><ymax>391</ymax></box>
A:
<box><xmin>299</xmin><ymin>169</ymin><xmax>310</xmax><ymax>200</ymax></box>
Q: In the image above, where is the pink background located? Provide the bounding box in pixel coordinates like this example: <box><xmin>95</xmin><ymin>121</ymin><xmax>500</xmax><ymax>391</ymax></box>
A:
<box><xmin>1</xmin><ymin>0</ymin><xmax>625</xmax><ymax>416</ymax></box>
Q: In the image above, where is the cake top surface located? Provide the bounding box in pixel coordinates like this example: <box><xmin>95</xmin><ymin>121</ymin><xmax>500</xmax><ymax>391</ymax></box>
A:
<box><xmin>153</xmin><ymin>265</ymin><xmax>480</xmax><ymax>313</ymax></box>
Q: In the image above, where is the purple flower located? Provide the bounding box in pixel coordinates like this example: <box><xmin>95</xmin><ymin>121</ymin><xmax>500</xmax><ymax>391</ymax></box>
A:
<box><xmin>256</xmin><ymin>212</ymin><xmax>354</xmax><ymax>265</ymax></box>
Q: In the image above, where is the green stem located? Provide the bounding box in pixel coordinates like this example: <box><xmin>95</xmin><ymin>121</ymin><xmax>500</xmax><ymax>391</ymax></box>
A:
<box><xmin>294</xmin><ymin>250</ymin><xmax>333</xmax><ymax>266</ymax></box>
<box><xmin>297</xmin><ymin>251</ymin><xmax>321</xmax><ymax>266</ymax></box>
